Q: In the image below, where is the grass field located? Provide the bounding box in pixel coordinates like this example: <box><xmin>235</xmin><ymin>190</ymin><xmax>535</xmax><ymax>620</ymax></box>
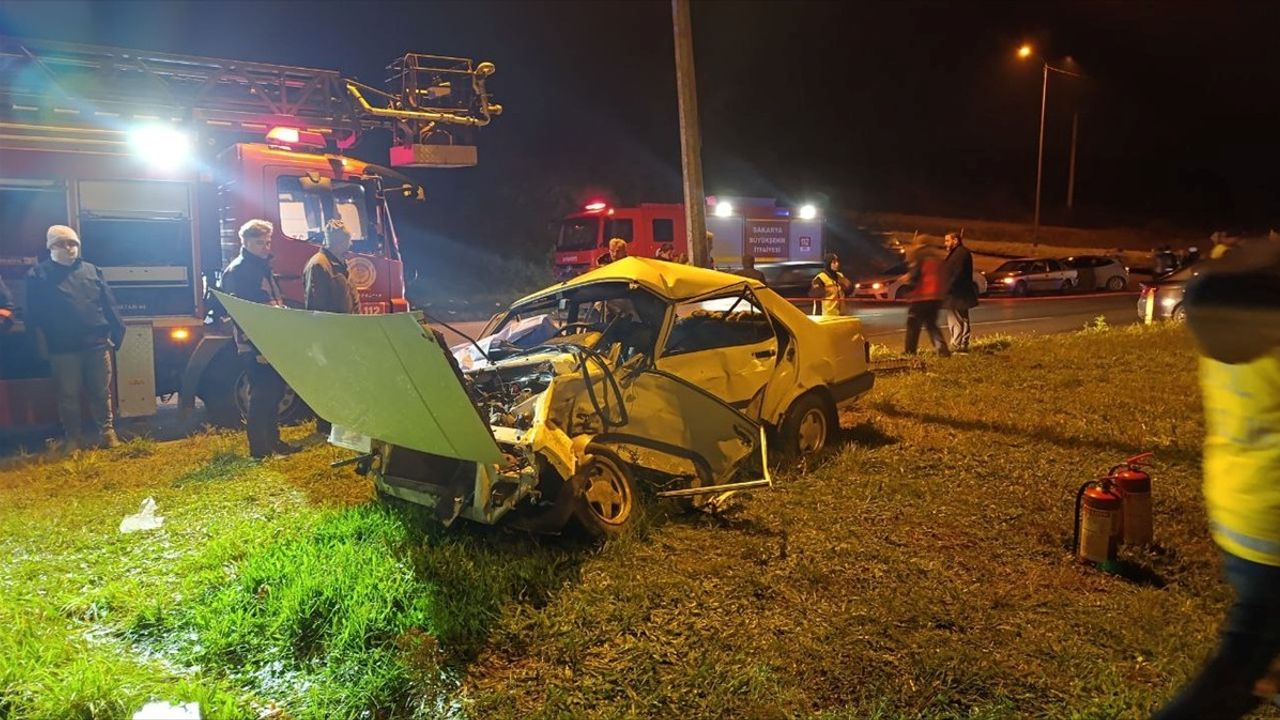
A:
<box><xmin>2</xmin><ymin>322</ymin><xmax>1271</xmax><ymax>719</ymax></box>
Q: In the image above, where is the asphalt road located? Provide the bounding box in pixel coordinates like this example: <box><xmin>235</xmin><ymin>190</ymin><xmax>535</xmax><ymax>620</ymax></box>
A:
<box><xmin>435</xmin><ymin>291</ymin><xmax>1142</xmax><ymax>350</ymax></box>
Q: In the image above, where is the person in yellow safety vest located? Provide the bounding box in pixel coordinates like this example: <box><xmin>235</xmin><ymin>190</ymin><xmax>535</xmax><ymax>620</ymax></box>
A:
<box><xmin>1155</xmin><ymin>238</ymin><xmax>1280</xmax><ymax>720</ymax></box>
<box><xmin>810</xmin><ymin>253</ymin><xmax>853</xmax><ymax>316</ymax></box>
<box><xmin>1210</xmin><ymin>230</ymin><xmax>1239</xmax><ymax>260</ymax></box>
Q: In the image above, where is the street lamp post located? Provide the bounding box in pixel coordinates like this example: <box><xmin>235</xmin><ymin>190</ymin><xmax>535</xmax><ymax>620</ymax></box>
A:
<box><xmin>1019</xmin><ymin>45</ymin><xmax>1081</xmax><ymax>243</ymax></box>
<box><xmin>1033</xmin><ymin>60</ymin><xmax>1048</xmax><ymax>243</ymax></box>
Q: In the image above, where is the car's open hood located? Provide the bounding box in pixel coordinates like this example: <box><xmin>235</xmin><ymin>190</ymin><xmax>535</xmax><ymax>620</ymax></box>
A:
<box><xmin>214</xmin><ymin>291</ymin><xmax>502</xmax><ymax>465</ymax></box>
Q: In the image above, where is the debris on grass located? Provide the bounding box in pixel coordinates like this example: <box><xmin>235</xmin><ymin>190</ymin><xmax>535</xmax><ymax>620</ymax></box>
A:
<box><xmin>119</xmin><ymin>497</ymin><xmax>164</xmax><ymax>534</ymax></box>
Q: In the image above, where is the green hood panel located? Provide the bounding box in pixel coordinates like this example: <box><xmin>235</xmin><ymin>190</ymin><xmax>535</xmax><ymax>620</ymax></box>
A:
<box><xmin>214</xmin><ymin>291</ymin><xmax>502</xmax><ymax>465</ymax></box>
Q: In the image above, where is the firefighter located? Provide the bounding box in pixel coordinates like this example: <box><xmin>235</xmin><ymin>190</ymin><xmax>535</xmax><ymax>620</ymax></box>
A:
<box><xmin>810</xmin><ymin>253</ymin><xmax>852</xmax><ymax>316</ymax></box>
<box><xmin>303</xmin><ymin>219</ymin><xmax>359</xmax><ymax>437</ymax></box>
<box><xmin>25</xmin><ymin>225</ymin><xmax>125</xmax><ymax>450</ymax></box>
<box><xmin>1155</xmin><ymin>240</ymin><xmax>1280</xmax><ymax>720</ymax></box>
<box><xmin>219</xmin><ymin>219</ymin><xmax>299</xmax><ymax>460</ymax></box>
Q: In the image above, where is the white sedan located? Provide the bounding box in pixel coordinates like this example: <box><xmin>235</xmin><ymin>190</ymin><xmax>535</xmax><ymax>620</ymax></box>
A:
<box><xmin>984</xmin><ymin>258</ymin><xmax>1079</xmax><ymax>296</ymax></box>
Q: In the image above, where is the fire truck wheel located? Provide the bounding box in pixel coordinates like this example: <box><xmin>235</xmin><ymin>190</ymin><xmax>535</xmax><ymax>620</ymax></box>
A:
<box><xmin>198</xmin><ymin>357</ymin><xmax>310</xmax><ymax>428</ymax></box>
<box><xmin>779</xmin><ymin>392</ymin><xmax>836</xmax><ymax>458</ymax></box>
<box><xmin>572</xmin><ymin>447</ymin><xmax>638</xmax><ymax>538</ymax></box>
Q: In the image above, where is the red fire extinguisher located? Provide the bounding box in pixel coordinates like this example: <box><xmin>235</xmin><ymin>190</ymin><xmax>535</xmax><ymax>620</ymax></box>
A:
<box><xmin>1074</xmin><ymin>477</ymin><xmax>1122</xmax><ymax>565</ymax></box>
<box><xmin>1110</xmin><ymin>452</ymin><xmax>1154</xmax><ymax>546</ymax></box>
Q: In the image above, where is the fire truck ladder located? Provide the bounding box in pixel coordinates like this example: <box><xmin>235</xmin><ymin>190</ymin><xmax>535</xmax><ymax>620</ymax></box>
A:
<box><xmin>0</xmin><ymin>35</ymin><xmax>501</xmax><ymax>164</ymax></box>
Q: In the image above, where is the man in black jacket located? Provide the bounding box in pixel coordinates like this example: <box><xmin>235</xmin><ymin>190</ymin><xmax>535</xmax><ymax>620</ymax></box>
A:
<box><xmin>219</xmin><ymin>219</ymin><xmax>298</xmax><ymax>460</ymax></box>
<box><xmin>25</xmin><ymin>225</ymin><xmax>125</xmax><ymax>450</ymax></box>
<box><xmin>941</xmin><ymin>232</ymin><xmax>978</xmax><ymax>353</ymax></box>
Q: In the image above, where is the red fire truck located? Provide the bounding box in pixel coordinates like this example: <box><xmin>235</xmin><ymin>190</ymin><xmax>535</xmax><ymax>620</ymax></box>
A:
<box><xmin>0</xmin><ymin>36</ymin><xmax>500</xmax><ymax>429</ymax></box>
<box><xmin>551</xmin><ymin>196</ymin><xmax>824</xmax><ymax>279</ymax></box>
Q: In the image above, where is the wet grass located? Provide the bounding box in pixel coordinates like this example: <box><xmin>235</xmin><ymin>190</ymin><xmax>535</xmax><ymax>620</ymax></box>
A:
<box><xmin>0</xmin><ymin>322</ymin><xmax>1268</xmax><ymax>718</ymax></box>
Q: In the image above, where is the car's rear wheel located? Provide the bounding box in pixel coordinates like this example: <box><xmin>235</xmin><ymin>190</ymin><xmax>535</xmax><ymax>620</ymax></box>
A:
<box><xmin>1059</xmin><ymin>279</ymin><xmax>1074</xmax><ymax>293</ymax></box>
<box><xmin>572</xmin><ymin>447</ymin><xmax>637</xmax><ymax>538</ymax></box>
<box><xmin>1106</xmin><ymin>275</ymin><xmax>1127</xmax><ymax>292</ymax></box>
<box><xmin>1171</xmin><ymin>304</ymin><xmax>1186</xmax><ymax>323</ymax></box>
<box><xmin>779</xmin><ymin>392</ymin><xmax>836</xmax><ymax>458</ymax></box>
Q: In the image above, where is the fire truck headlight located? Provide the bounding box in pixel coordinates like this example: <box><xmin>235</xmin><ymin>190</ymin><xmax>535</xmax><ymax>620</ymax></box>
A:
<box><xmin>129</xmin><ymin>125</ymin><xmax>192</xmax><ymax>169</ymax></box>
<box><xmin>714</xmin><ymin>201</ymin><xmax>734</xmax><ymax>218</ymax></box>
<box><xmin>798</xmin><ymin>203</ymin><xmax>818</xmax><ymax>220</ymax></box>
<box><xmin>169</xmin><ymin>327</ymin><xmax>191</xmax><ymax>341</ymax></box>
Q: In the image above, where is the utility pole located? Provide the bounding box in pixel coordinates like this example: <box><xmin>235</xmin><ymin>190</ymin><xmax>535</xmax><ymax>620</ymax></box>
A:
<box><xmin>672</xmin><ymin>0</ymin><xmax>709</xmax><ymax>267</ymax></box>
<box><xmin>1066</xmin><ymin>111</ymin><xmax>1079</xmax><ymax>216</ymax></box>
<box><xmin>1032</xmin><ymin>62</ymin><xmax>1047</xmax><ymax>244</ymax></box>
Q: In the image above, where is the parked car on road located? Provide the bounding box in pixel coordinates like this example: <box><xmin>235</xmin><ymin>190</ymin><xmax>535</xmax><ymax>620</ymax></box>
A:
<box><xmin>851</xmin><ymin>262</ymin><xmax>988</xmax><ymax>301</ymax></box>
<box><xmin>984</xmin><ymin>258</ymin><xmax>1078</xmax><ymax>296</ymax></box>
<box><xmin>1137</xmin><ymin>263</ymin><xmax>1202</xmax><ymax>323</ymax></box>
<box><xmin>1062</xmin><ymin>255</ymin><xmax>1130</xmax><ymax>291</ymax></box>
<box><xmin>756</xmin><ymin>260</ymin><xmax>827</xmax><ymax>301</ymax></box>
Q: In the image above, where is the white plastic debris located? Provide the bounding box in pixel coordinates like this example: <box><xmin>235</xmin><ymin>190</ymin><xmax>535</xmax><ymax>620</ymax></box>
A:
<box><xmin>119</xmin><ymin>497</ymin><xmax>165</xmax><ymax>534</ymax></box>
<box><xmin>132</xmin><ymin>701</ymin><xmax>200</xmax><ymax>719</ymax></box>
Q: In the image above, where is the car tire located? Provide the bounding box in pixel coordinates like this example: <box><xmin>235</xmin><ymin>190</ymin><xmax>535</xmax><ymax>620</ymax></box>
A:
<box><xmin>1171</xmin><ymin>304</ymin><xmax>1186</xmax><ymax>323</ymax></box>
<box><xmin>572</xmin><ymin>447</ymin><xmax>638</xmax><ymax>538</ymax></box>
<box><xmin>1059</xmin><ymin>279</ymin><xmax>1074</xmax><ymax>293</ymax></box>
<box><xmin>971</xmin><ymin>282</ymin><xmax>982</xmax><ymax>298</ymax></box>
<box><xmin>779</xmin><ymin>392</ymin><xmax>837</xmax><ymax>458</ymax></box>
<box><xmin>894</xmin><ymin>285</ymin><xmax>908</xmax><ymax>301</ymax></box>
<box><xmin>1106</xmin><ymin>275</ymin><xmax>1127</xmax><ymax>292</ymax></box>
<box><xmin>1011</xmin><ymin>280</ymin><xmax>1029</xmax><ymax>297</ymax></box>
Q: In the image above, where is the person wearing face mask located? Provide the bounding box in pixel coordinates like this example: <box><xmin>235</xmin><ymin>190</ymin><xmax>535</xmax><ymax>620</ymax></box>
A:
<box><xmin>219</xmin><ymin>219</ymin><xmax>299</xmax><ymax>460</ymax></box>
<box><xmin>303</xmin><ymin>219</ymin><xmax>360</xmax><ymax>438</ymax></box>
<box><xmin>24</xmin><ymin>225</ymin><xmax>125</xmax><ymax>451</ymax></box>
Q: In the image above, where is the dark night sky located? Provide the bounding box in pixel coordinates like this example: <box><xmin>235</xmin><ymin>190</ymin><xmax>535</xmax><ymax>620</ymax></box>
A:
<box><xmin>2</xmin><ymin>0</ymin><xmax>1278</xmax><ymax>262</ymax></box>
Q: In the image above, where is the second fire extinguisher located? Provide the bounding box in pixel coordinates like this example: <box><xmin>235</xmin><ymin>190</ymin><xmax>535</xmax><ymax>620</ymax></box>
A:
<box><xmin>1110</xmin><ymin>452</ymin><xmax>1154</xmax><ymax>547</ymax></box>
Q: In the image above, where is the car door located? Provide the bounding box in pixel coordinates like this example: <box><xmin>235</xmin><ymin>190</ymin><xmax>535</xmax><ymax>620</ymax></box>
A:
<box><xmin>1023</xmin><ymin>261</ymin><xmax>1047</xmax><ymax>291</ymax></box>
<box><xmin>654</xmin><ymin>286</ymin><xmax>779</xmax><ymax>413</ymax></box>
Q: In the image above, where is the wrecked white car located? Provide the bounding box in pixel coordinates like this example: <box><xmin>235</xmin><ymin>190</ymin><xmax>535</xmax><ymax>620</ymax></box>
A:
<box><xmin>215</xmin><ymin>257</ymin><xmax>873</xmax><ymax>535</ymax></box>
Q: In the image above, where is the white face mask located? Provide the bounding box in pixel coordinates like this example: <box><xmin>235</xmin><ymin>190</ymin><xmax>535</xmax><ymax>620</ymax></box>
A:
<box><xmin>51</xmin><ymin>246</ymin><xmax>80</xmax><ymax>265</ymax></box>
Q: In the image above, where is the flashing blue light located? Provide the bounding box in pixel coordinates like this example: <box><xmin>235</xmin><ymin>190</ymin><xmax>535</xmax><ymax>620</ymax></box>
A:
<box><xmin>775</xmin><ymin>208</ymin><xmax>790</xmax><ymax>217</ymax></box>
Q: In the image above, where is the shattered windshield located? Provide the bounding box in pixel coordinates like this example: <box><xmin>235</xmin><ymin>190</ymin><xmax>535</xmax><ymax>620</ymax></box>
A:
<box><xmin>477</xmin><ymin>283</ymin><xmax>668</xmax><ymax>364</ymax></box>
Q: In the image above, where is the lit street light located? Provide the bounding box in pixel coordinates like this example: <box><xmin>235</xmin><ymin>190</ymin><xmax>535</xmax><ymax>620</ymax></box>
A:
<box><xmin>1018</xmin><ymin>45</ymin><xmax>1081</xmax><ymax>242</ymax></box>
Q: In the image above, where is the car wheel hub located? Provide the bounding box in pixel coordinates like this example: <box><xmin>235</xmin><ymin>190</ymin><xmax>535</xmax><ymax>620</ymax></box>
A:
<box><xmin>798</xmin><ymin>408</ymin><xmax>827</xmax><ymax>454</ymax></box>
<box><xmin>582</xmin><ymin>461</ymin><xmax>631</xmax><ymax>524</ymax></box>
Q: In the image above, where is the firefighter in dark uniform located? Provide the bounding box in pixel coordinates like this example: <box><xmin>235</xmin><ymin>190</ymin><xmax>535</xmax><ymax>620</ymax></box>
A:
<box><xmin>303</xmin><ymin>219</ymin><xmax>359</xmax><ymax>436</ymax></box>
<box><xmin>219</xmin><ymin>218</ymin><xmax>298</xmax><ymax>460</ymax></box>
